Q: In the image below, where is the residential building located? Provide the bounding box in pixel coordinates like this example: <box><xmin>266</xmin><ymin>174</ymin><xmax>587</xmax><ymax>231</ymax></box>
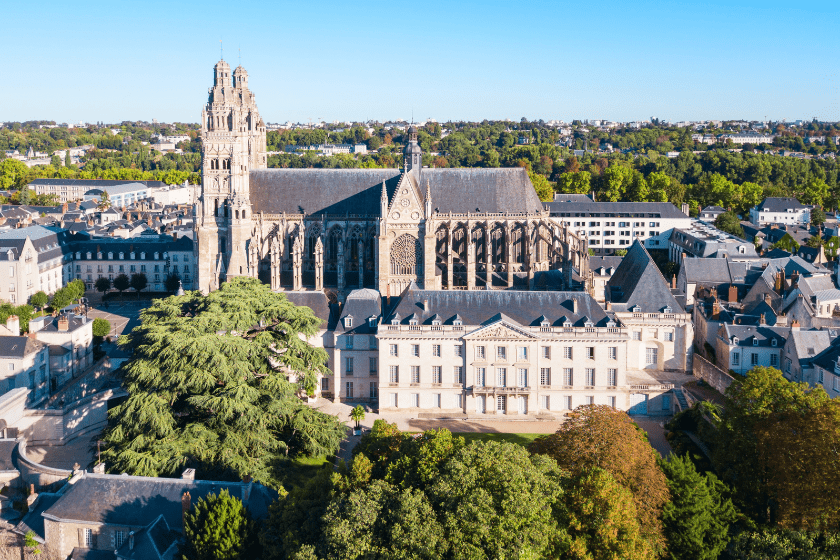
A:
<box><xmin>332</xmin><ymin>289</ymin><xmax>381</xmax><ymax>403</ymax></box>
<box><xmin>589</xmin><ymin>256</ymin><xmax>623</xmax><ymax>303</ymax></box>
<box><xmin>669</xmin><ymin>220</ymin><xmax>758</xmax><ymax>263</ymax></box>
<box><xmin>809</xmin><ymin>340</ymin><xmax>840</xmax><ymax>397</ymax></box>
<box><xmin>715</xmin><ymin>323</ymin><xmax>788</xmax><ymax>376</ymax></box>
<box><xmin>28</xmin><ymin>179</ymin><xmax>166</xmax><ymax>204</ymax></box>
<box><xmin>29</xmin><ymin>313</ymin><xmax>94</xmax><ymax>391</ymax></box>
<box><xmin>782</xmin><ymin>328</ymin><xmax>833</xmax><ymax>384</ymax></box>
<box><xmin>83</xmin><ymin>182</ymin><xmax>151</xmax><ymax>209</ymax></box>
<box><xmin>0</xmin><ymin>226</ymin><xmax>71</xmax><ymax>304</ymax></box>
<box><xmin>699</xmin><ymin>206</ymin><xmax>726</xmax><ymax>220</ymax></box>
<box><xmin>543</xmin><ymin>201</ymin><xmax>691</xmax><ymax>255</ymax></box>
<box><xmin>0</xmin><ymin>316</ymin><xmax>50</xmax><ymax>405</ymax></box>
<box><xmin>749</xmin><ymin>197</ymin><xmax>811</xmax><ymax>226</ymax></box>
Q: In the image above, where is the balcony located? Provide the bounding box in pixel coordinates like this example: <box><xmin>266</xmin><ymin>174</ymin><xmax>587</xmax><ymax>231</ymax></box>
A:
<box><xmin>472</xmin><ymin>386</ymin><xmax>533</xmax><ymax>394</ymax></box>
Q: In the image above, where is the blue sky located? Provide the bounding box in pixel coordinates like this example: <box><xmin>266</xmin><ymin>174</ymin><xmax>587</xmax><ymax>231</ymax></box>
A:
<box><xmin>4</xmin><ymin>0</ymin><xmax>839</xmax><ymax>124</ymax></box>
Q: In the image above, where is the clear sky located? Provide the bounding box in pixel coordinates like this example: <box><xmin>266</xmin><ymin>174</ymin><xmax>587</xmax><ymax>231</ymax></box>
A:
<box><xmin>4</xmin><ymin>0</ymin><xmax>839</xmax><ymax>124</ymax></box>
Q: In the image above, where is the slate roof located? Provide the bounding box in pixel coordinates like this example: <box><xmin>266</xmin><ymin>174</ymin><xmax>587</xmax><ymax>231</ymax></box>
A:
<box><xmin>811</xmin><ymin>338</ymin><xmax>840</xmax><ymax>373</ymax></box>
<box><xmin>249</xmin><ymin>167</ymin><xmax>543</xmax><ymax>216</ymax></box>
<box><xmin>788</xmin><ymin>329</ymin><xmax>832</xmax><ymax>366</ymax></box>
<box><xmin>553</xmin><ymin>193</ymin><xmax>593</xmax><ymax>203</ymax></box>
<box><xmin>756</xmin><ymin>197</ymin><xmax>809</xmax><ymax>212</ymax></box>
<box><xmin>386</xmin><ymin>285</ymin><xmax>610</xmax><ymax>327</ymax></box>
<box><xmin>0</xmin><ymin>336</ymin><xmax>45</xmax><ymax>358</ymax></box>
<box><xmin>722</xmin><ymin>324</ymin><xmax>789</xmax><ymax>347</ymax></box>
<box><xmin>27</xmin><ymin>178</ymin><xmax>166</xmax><ymax>189</ymax></box>
<box><xmin>283</xmin><ymin>291</ymin><xmax>335</xmax><ymax>330</ymax></box>
<box><xmin>0</xmin><ymin>439</ymin><xmax>15</xmax><ymax>471</ymax></box>
<box><xmin>42</xmin><ymin>473</ymin><xmax>276</xmax><ymax>529</ymax></box>
<box><xmin>607</xmin><ymin>240</ymin><xmax>683</xmax><ymax>313</ymax></box>
<box><xmin>681</xmin><ymin>258</ymin><xmax>732</xmax><ymax>284</ymax></box>
<box><xmin>545</xmin><ymin>200</ymin><xmax>688</xmax><ymax>218</ymax></box>
<box><xmin>589</xmin><ymin>256</ymin><xmax>623</xmax><ymax>275</ymax></box>
<box><xmin>15</xmin><ymin>493</ymin><xmax>62</xmax><ymax>542</ymax></box>
<box><xmin>337</xmin><ymin>289</ymin><xmax>382</xmax><ymax>333</ymax></box>
<box><xmin>115</xmin><ymin>514</ymin><xmax>179</xmax><ymax>560</ymax></box>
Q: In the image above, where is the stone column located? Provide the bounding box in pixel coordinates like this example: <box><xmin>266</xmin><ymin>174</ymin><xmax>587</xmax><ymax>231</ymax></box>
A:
<box><xmin>423</xmin><ymin>222</ymin><xmax>437</xmax><ymax>290</ymax></box>
<box><xmin>506</xmin><ymin>226</ymin><xmax>514</xmax><ymax>288</ymax></box>
<box><xmin>527</xmin><ymin>223</ymin><xmax>535</xmax><ymax>290</ymax></box>
<box><xmin>337</xmin><ymin>239</ymin><xmax>345</xmax><ymax>293</ymax></box>
<box><xmin>446</xmin><ymin>228</ymin><xmax>453</xmax><ymax>289</ymax></box>
<box><xmin>485</xmin><ymin>223</ymin><xmax>492</xmax><ymax>288</ymax></box>
<box><xmin>357</xmin><ymin>240</ymin><xmax>364</xmax><ymax>288</ymax></box>
<box><xmin>467</xmin><ymin>227</ymin><xmax>476</xmax><ymax>290</ymax></box>
<box><xmin>270</xmin><ymin>239</ymin><xmax>279</xmax><ymax>290</ymax></box>
<box><xmin>315</xmin><ymin>237</ymin><xmax>324</xmax><ymax>290</ymax></box>
<box><xmin>293</xmin><ymin>237</ymin><xmax>302</xmax><ymax>291</ymax></box>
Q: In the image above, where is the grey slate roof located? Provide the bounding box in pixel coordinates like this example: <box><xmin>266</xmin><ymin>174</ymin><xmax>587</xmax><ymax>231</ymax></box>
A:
<box><xmin>607</xmin><ymin>240</ymin><xmax>683</xmax><ymax>313</ymax></box>
<box><xmin>681</xmin><ymin>258</ymin><xmax>732</xmax><ymax>284</ymax></box>
<box><xmin>553</xmin><ymin>193</ymin><xmax>593</xmax><ymax>203</ymax></box>
<box><xmin>722</xmin><ymin>324</ymin><xmax>789</xmax><ymax>347</ymax></box>
<box><xmin>337</xmin><ymin>289</ymin><xmax>382</xmax><ymax>333</ymax></box>
<box><xmin>283</xmin><ymin>291</ymin><xmax>335</xmax><ymax>330</ymax></box>
<box><xmin>27</xmin><ymin>178</ymin><xmax>166</xmax><ymax>189</ymax></box>
<box><xmin>43</xmin><ymin>473</ymin><xmax>276</xmax><ymax>529</ymax></box>
<box><xmin>249</xmin><ymin>167</ymin><xmax>543</xmax><ymax>216</ymax></box>
<box><xmin>756</xmin><ymin>197</ymin><xmax>809</xmax><ymax>212</ymax></box>
<box><xmin>15</xmin><ymin>493</ymin><xmax>62</xmax><ymax>542</ymax></box>
<box><xmin>589</xmin><ymin>256</ymin><xmax>623</xmax><ymax>275</ymax></box>
<box><xmin>544</xmin><ymin>201</ymin><xmax>687</xmax><ymax>218</ymax></box>
<box><xmin>115</xmin><ymin>514</ymin><xmax>179</xmax><ymax>560</ymax></box>
<box><xmin>0</xmin><ymin>336</ymin><xmax>45</xmax><ymax>358</ymax></box>
<box><xmin>386</xmin><ymin>285</ymin><xmax>610</xmax><ymax>327</ymax></box>
<box><xmin>788</xmin><ymin>329</ymin><xmax>832</xmax><ymax>366</ymax></box>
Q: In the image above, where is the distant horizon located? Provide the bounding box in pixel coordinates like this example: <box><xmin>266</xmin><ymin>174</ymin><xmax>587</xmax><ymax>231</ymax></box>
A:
<box><xmin>5</xmin><ymin>0</ymin><xmax>838</xmax><ymax>124</ymax></box>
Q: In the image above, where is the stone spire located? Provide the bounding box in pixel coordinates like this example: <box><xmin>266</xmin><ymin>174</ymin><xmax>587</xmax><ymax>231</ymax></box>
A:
<box><xmin>425</xmin><ymin>179</ymin><xmax>432</xmax><ymax>218</ymax></box>
<box><xmin>380</xmin><ymin>180</ymin><xmax>388</xmax><ymax>217</ymax></box>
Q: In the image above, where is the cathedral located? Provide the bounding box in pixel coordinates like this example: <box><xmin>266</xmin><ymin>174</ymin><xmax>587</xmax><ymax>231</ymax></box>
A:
<box><xmin>195</xmin><ymin>60</ymin><xmax>591</xmax><ymax>301</ymax></box>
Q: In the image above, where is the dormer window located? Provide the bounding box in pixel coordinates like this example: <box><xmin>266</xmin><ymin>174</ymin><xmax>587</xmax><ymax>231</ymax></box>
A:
<box><xmin>154</xmin><ymin>252</ymin><xmax>159</xmax><ymax>260</ymax></box>
<box><xmin>432</xmin><ymin>318</ymin><xmax>441</xmax><ymax>326</ymax></box>
<box><xmin>607</xmin><ymin>320</ymin><xmax>616</xmax><ymax>328</ymax></box>
<box><xmin>368</xmin><ymin>316</ymin><xmax>377</xmax><ymax>328</ymax></box>
<box><xmin>108</xmin><ymin>252</ymin><xmax>113</xmax><ymax>260</ymax></box>
<box><xmin>753</xmin><ymin>338</ymin><xmax>759</xmax><ymax>346</ymax></box>
<box><xmin>409</xmin><ymin>318</ymin><xmax>418</xmax><ymax>326</ymax></box>
<box><xmin>97</xmin><ymin>252</ymin><xmax>102</xmax><ymax>259</ymax></box>
<box><xmin>75</xmin><ymin>252</ymin><xmax>81</xmax><ymax>259</ymax></box>
<box><xmin>391</xmin><ymin>318</ymin><xmax>400</xmax><ymax>326</ymax></box>
<box><xmin>540</xmin><ymin>320</ymin><xmax>550</xmax><ymax>328</ymax></box>
<box><xmin>771</xmin><ymin>339</ymin><xmax>778</xmax><ymax>347</ymax></box>
<box><xmin>733</xmin><ymin>337</ymin><xmax>739</xmax><ymax>345</ymax></box>
<box><xmin>344</xmin><ymin>316</ymin><xmax>352</xmax><ymax>328</ymax></box>
<box><xmin>141</xmin><ymin>252</ymin><xmax>146</xmax><ymax>259</ymax></box>
<box><xmin>663</xmin><ymin>306</ymin><xmax>672</xmax><ymax>314</ymax></box>
<box><xmin>585</xmin><ymin>321</ymin><xmax>594</xmax><ymax>328</ymax></box>
<box><xmin>631</xmin><ymin>305</ymin><xmax>642</xmax><ymax>313</ymax></box>
<box><xmin>453</xmin><ymin>319</ymin><xmax>462</xmax><ymax>326</ymax></box>
<box><xmin>130</xmin><ymin>252</ymin><xmax>135</xmax><ymax>259</ymax></box>
<box><xmin>119</xmin><ymin>252</ymin><xmax>124</xmax><ymax>259</ymax></box>
<box><xmin>87</xmin><ymin>252</ymin><xmax>92</xmax><ymax>259</ymax></box>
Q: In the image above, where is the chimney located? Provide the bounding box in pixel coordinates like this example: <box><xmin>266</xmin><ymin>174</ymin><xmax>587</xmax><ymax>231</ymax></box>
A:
<box><xmin>791</xmin><ymin>319</ymin><xmax>800</xmax><ymax>331</ymax></box>
<box><xmin>572</xmin><ymin>299</ymin><xmax>578</xmax><ymax>314</ymax></box>
<box><xmin>760</xmin><ymin>312</ymin><xmax>766</xmax><ymax>325</ymax></box>
<box><xmin>62</xmin><ymin>202</ymin><xmax>68</xmax><ymax>213</ymax></box>
<box><xmin>774</xmin><ymin>271</ymin><xmax>782</xmax><ymax>293</ymax></box>
<box><xmin>710</xmin><ymin>287</ymin><xmax>718</xmax><ymax>299</ymax></box>
<box><xmin>93</xmin><ymin>462</ymin><xmax>105</xmax><ymax>474</ymax></box>
<box><xmin>423</xmin><ymin>298</ymin><xmax>429</xmax><ymax>312</ymax></box>
<box><xmin>181</xmin><ymin>468</ymin><xmax>196</xmax><ymax>480</ymax></box>
<box><xmin>780</xmin><ymin>268</ymin><xmax>786</xmax><ymax>292</ymax></box>
<box><xmin>129</xmin><ymin>531</ymin><xmax>135</xmax><ymax>551</ymax></box>
<box><xmin>57</xmin><ymin>316</ymin><xmax>69</xmax><ymax>331</ymax></box>
<box><xmin>729</xmin><ymin>284</ymin><xmax>738</xmax><ymax>302</ymax></box>
<box><xmin>173</xmin><ymin>231</ymin><xmax>178</xmax><ymax>240</ymax></box>
<box><xmin>764</xmin><ymin>293</ymin><xmax>772</xmax><ymax>305</ymax></box>
<box><xmin>6</xmin><ymin>315</ymin><xmax>19</xmax><ymax>335</ymax></box>
<box><xmin>181</xmin><ymin>492</ymin><xmax>191</xmax><ymax>531</ymax></box>
<box><xmin>712</xmin><ymin>299</ymin><xmax>721</xmax><ymax>319</ymax></box>
<box><xmin>605</xmin><ymin>301</ymin><xmax>611</xmax><ymax>311</ymax></box>
<box><xmin>681</xmin><ymin>202</ymin><xmax>689</xmax><ymax>216</ymax></box>
<box><xmin>671</xmin><ymin>275</ymin><xmax>677</xmax><ymax>290</ymax></box>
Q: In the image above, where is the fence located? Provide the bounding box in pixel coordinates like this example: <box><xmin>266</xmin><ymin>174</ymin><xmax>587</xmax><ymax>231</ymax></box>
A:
<box><xmin>692</xmin><ymin>354</ymin><xmax>734</xmax><ymax>394</ymax></box>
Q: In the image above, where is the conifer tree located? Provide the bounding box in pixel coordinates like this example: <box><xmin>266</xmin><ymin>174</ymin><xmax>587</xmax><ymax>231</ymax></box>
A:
<box><xmin>661</xmin><ymin>454</ymin><xmax>738</xmax><ymax>560</ymax></box>
<box><xmin>102</xmin><ymin>277</ymin><xmax>344</xmax><ymax>485</ymax></box>
<box><xmin>183</xmin><ymin>489</ymin><xmax>256</xmax><ymax>560</ymax></box>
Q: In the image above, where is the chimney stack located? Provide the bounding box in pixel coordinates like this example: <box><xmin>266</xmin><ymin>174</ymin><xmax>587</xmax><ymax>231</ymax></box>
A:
<box><xmin>791</xmin><ymin>319</ymin><xmax>801</xmax><ymax>331</ymax></box>
<box><xmin>712</xmin><ymin>299</ymin><xmax>721</xmax><ymax>319</ymax></box>
<box><xmin>681</xmin><ymin>203</ymin><xmax>689</xmax><ymax>216</ymax></box>
<box><xmin>760</xmin><ymin>312</ymin><xmax>766</xmax><ymax>325</ymax></box>
<box><xmin>181</xmin><ymin>468</ymin><xmax>196</xmax><ymax>480</ymax></box>
<box><xmin>671</xmin><ymin>275</ymin><xmax>677</xmax><ymax>290</ymax></box>
<box><xmin>729</xmin><ymin>284</ymin><xmax>738</xmax><ymax>302</ymax></box>
<box><xmin>764</xmin><ymin>293</ymin><xmax>772</xmax><ymax>305</ymax></box>
<box><xmin>423</xmin><ymin>298</ymin><xmax>429</xmax><ymax>312</ymax></box>
<box><xmin>572</xmin><ymin>299</ymin><xmax>578</xmax><ymax>314</ymax></box>
<box><xmin>182</xmin><ymin>491</ymin><xmax>192</xmax><ymax>532</ymax></box>
<box><xmin>57</xmin><ymin>316</ymin><xmax>69</xmax><ymax>331</ymax></box>
<box><xmin>6</xmin><ymin>315</ymin><xmax>19</xmax><ymax>335</ymax></box>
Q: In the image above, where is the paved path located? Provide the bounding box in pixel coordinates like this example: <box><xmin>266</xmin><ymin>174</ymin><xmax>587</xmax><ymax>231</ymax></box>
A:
<box><xmin>633</xmin><ymin>418</ymin><xmax>672</xmax><ymax>457</ymax></box>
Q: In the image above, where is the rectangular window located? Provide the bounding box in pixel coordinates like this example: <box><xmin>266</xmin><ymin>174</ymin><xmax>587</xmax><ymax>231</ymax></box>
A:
<box><xmin>541</xmin><ymin>346</ymin><xmax>550</xmax><ymax>359</ymax></box>
<box><xmin>454</xmin><ymin>345</ymin><xmax>463</xmax><ymax>357</ymax></box>
<box><xmin>432</xmin><ymin>344</ymin><xmax>441</xmax><ymax>357</ymax></box>
<box><xmin>609</xmin><ymin>395</ymin><xmax>616</xmax><ymax>408</ymax></box>
<box><xmin>497</xmin><ymin>367</ymin><xmax>507</xmax><ymax>387</ymax></box>
<box><xmin>664</xmin><ymin>332</ymin><xmax>674</xmax><ymax>342</ymax></box>
<box><xmin>633</xmin><ymin>331</ymin><xmax>641</xmax><ymax>340</ymax></box>
<box><xmin>369</xmin><ymin>357</ymin><xmax>377</xmax><ymax>374</ymax></box>
<box><xmin>411</xmin><ymin>366</ymin><xmax>420</xmax><ymax>383</ymax></box>
<box><xmin>497</xmin><ymin>346</ymin><xmax>507</xmax><ymax>360</ymax></box>
<box><xmin>586</xmin><ymin>396</ymin><xmax>594</xmax><ymax>405</ymax></box>
<box><xmin>609</xmin><ymin>347</ymin><xmax>618</xmax><ymax>362</ymax></box>
<box><xmin>84</xmin><ymin>529</ymin><xmax>93</xmax><ymax>547</ymax></box>
<box><xmin>540</xmin><ymin>368</ymin><xmax>551</xmax><ymax>386</ymax></box>
<box><xmin>454</xmin><ymin>366</ymin><xmax>464</xmax><ymax>384</ymax></box>
<box><xmin>346</xmin><ymin>336</ymin><xmax>354</xmax><ymax>350</ymax></box>
<box><xmin>833</xmin><ymin>375</ymin><xmax>839</xmax><ymax>392</ymax></box>
<box><xmin>115</xmin><ymin>530</ymin><xmax>126</xmax><ymax>548</ymax></box>
<box><xmin>457</xmin><ymin>394</ymin><xmax>463</xmax><ymax>408</ymax></box>
<box><xmin>517</xmin><ymin>346</ymin><xmax>528</xmax><ymax>361</ymax></box>
<box><xmin>770</xmin><ymin>354</ymin><xmax>778</xmax><ymax>366</ymax></box>
<box><xmin>751</xmin><ymin>353</ymin><xmax>759</xmax><ymax>366</ymax></box>
<box><xmin>321</xmin><ymin>377</ymin><xmax>329</xmax><ymax>391</ymax></box>
<box><xmin>586</xmin><ymin>368</ymin><xmax>595</xmax><ymax>386</ymax></box>
<box><xmin>646</xmin><ymin>347</ymin><xmax>658</xmax><ymax>365</ymax></box>
<box><xmin>563</xmin><ymin>347</ymin><xmax>572</xmax><ymax>359</ymax></box>
<box><xmin>389</xmin><ymin>365</ymin><xmax>399</xmax><ymax>383</ymax></box>
<box><xmin>608</xmin><ymin>368</ymin><xmax>617</xmax><ymax>386</ymax></box>
<box><xmin>390</xmin><ymin>393</ymin><xmax>398</xmax><ymax>407</ymax></box>
<box><xmin>346</xmin><ymin>382</ymin><xmax>354</xmax><ymax>398</ymax></box>
<box><xmin>411</xmin><ymin>393</ymin><xmax>419</xmax><ymax>407</ymax></box>
<box><xmin>432</xmin><ymin>366</ymin><xmax>442</xmax><ymax>383</ymax></box>
<box><xmin>819</xmin><ymin>369</ymin><xmax>824</xmax><ymax>384</ymax></box>
<box><xmin>476</xmin><ymin>346</ymin><xmax>485</xmax><ymax>359</ymax></box>
<box><xmin>541</xmin><ymin>395</ymin><xmax>550</xmax><ymax>410</ymax></box>
<box><xmin>434</xmin><ymin>393</ymin><xmax>441</xmax><ymax>408</ymax></box>
<box><xmin>411</xmin><ymin>344</ymin><xmax>420</xmax><ymax>357</ymax></box>
<box><xmin>518</xmin><ymin>368</ymin><xmax>528</xmax><ymax>387</ymax></box>
<box><xmin>564</xmin><ymin>395</ymin><xmax>573</xmax><ymax>410</ymax></box>
<box><xmin>345</xmin><ymin>357</ymin><xmax>354</xmax><ymax>375</ymax></box>
<box><xmin>390</xmin><ymin>344</ymin><xmax>398</xmax><ymax>357</ymax></box>
<box><xmin>563</xmin><ymin>368</ymin><xmax>573</xmax><ymax>386</ymax></box>
<box><xmin>586</xmin><ymin>347</ymin><xmax>595</xmax><ymax>360</ymax></box>
<box><xmin>732</xmin><ymin>352</ymin><xmax>740</xmax><ymax>366</ymax></box>
<box><xmin>497</xmin><ymin>395</ymin><xmax>506</xmax><ymax>412</ymax></box>
<box><xmin>476</xmin><ymin>367</ymin><xmax>486</xmax><ymax>387</ymax></box>
<box><xmin>370</xmin><ymin>382</ymin><xmax>378</xmax><ymax>398</ymax></box>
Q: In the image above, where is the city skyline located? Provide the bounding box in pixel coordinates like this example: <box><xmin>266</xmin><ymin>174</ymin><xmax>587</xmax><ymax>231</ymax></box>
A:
<box><xmin>4</xmin><ymin>0</ymin><xmax>839</xmax><ymax>124</ymax></box>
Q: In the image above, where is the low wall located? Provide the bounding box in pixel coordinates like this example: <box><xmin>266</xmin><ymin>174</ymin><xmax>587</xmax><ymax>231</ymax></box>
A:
<box><xmin>692</xmin><ymin>354</ymin><xmax>734</xmax><ymax>394</ymax></box>
<box><xmin>17</xmin><ymin>389</ymin><xmax>124</xmax><ymax>445</ymax></box>
<box><xmin>15</xmin><ymin>439</ymin><xmax>72</xmax><ymax>492</ymax></box>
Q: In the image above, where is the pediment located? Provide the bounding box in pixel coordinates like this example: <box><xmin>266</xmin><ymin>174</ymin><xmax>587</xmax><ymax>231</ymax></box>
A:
<box><xmin>387</xmin><ymin>173</ymin><xmax>424</xmax><ymax>223</ymax></box>
<box><xmin>464</xmin><ymin>320</ymin><xmax>538</xmax><ymax>340</ymax></box>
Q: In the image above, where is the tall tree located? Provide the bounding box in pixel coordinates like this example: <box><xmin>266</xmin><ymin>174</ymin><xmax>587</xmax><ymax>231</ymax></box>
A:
<box><xmin>714</xmin><ymin>211</ymin><xmax>745</xmax><ymax>238</ymax></box>
<box><xmin>113</xmin><ymin>273</ymin><xmax>130</xmax><ymax>297</ymax></box>
<box><xmin>102</xmin><ymin>278</ymin><xmax>344</xmax><ymax>485</ymax></box>
<box><xmin>94</xmin><ymin>276</ymin><xmax>111</xmax><ymax>295</ymax></box>
<box><xmin>130</xmin><ymin>272</ymin><xmax>148</xmax><ymax>296</ymax></box>
<box><xmin>530</xmin><ymin>405</ymin><xmax>670</xmax><ymax>555</ymax></box>
<box><xmin>660</xmin><ymin>454</ymin><xmax>739</xmax><ymax>560</ymax></box>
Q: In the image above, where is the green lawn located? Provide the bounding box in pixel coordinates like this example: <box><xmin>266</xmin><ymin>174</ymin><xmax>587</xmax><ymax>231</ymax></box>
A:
<box><xmin>272</xmin><ymin>455</ymin><xmax>332</xmax><ymax>491</ymax></box>
<box><xmin>454</xmin><ymin>432</ymin><xmax>545</xmax><ymax>447</ymax></box>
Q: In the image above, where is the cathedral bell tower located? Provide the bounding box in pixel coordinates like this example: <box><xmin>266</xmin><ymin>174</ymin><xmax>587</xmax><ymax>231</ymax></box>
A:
<box><xmin>404</xmin><ymin>125</ymin><xmax>423</xmax><ymax>176</ymax></box>
<box><xmin>196</xmin><ymin>59</ymin><xmax>267</xmax><ymax>293</ymax></box>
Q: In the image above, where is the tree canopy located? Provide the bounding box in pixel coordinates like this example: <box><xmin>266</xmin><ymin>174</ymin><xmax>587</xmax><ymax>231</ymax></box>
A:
<box><xmin>102</xmin><ymin>277</ymin><xmax>344</xmax><ymax>486</ymax></box>
<box><xmin>183</xmin><ymin>488</ymin><xmax>258</xmax><ymax>560</ymax></box>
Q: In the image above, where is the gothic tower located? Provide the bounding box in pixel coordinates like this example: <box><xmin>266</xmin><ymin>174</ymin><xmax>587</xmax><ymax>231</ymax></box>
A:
<box><xmin>196</xmin><ymin>59</ymin><xmax>267</xmax><ymax>293</ymax></box>
<box><xmin>404</xmin><ymin>125</ymin><xmax>422</xmax><ymax>175</ymax></box>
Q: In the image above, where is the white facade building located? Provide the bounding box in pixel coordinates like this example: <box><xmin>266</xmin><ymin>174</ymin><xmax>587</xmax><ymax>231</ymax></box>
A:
<box><xmin>749</xmin><ymin>197</ymin><xmax>811</xmax><ymax>227</ymax></box>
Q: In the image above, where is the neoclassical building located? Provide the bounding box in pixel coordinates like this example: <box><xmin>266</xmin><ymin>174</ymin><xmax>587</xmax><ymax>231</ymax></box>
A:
<box><xmin>194</xmin><ymin>60</ymin><xmax>591</xmax><ymax>300</ymax></box>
